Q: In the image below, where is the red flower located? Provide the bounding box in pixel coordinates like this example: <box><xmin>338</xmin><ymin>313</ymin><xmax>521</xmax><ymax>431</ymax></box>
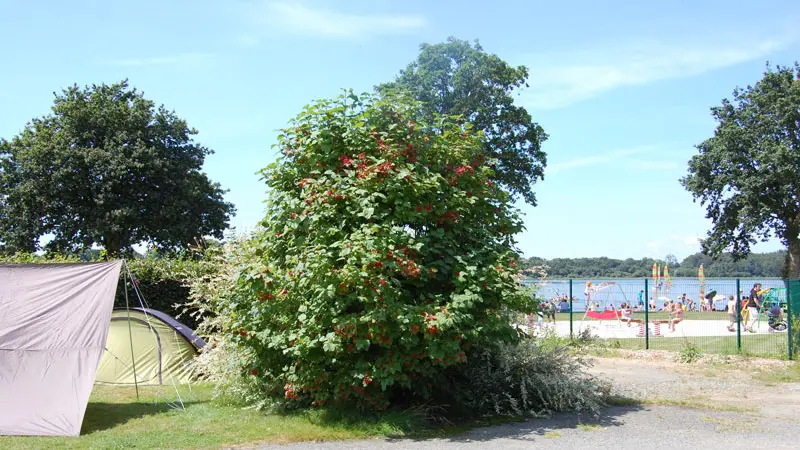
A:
<box><xmin>251</xmin><ymin>368</ymin><xmax>258</xmax><ymax>376</ymax></box>
<box><xmin>455</xmin><ymin>165</ymin><xmax>473</xmax><ymax>176</ymax></box>
<box><xmin>425</xmin><ymin>204</ymin><xmax>432</xmax><ymax>212</ymax></box>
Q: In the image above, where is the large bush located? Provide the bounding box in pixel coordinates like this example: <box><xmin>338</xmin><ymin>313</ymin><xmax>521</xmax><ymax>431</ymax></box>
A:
<box><xmin>219</xmin><ymin>92</ymin><xmax>533</xmax><ymax>409</ymax></box>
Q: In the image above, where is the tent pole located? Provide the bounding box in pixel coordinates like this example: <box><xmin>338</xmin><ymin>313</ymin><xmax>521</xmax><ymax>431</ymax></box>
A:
<box><xmin>123</xmin><ymin>259</ymin><xmax>140</xmax><ymax>400</ymax></box>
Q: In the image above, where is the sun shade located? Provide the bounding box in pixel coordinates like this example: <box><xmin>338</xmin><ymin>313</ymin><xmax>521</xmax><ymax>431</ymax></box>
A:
<box><xmin>0</xmin><ymin>261</ymin><xmax>122</xmax><ymax>436</ymax></box>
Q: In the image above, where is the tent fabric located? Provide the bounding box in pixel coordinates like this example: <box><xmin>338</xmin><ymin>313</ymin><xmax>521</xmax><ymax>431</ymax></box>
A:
<box><xmin>95</xmin><ymin>308</ymin><xmax>203</xmax><ymax>386</ymax></box>
<box><xmin>127</xmin><ymin>307</ymin><xmax>206</xmax><ymax>349</ymax></box>
<box><xmin>0</xmin><ymin>261</ymin><xmax>122</xmax><ymax>437</ymax></box>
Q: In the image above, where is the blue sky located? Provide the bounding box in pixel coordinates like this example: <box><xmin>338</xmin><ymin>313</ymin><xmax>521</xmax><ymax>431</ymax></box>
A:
<box><xmin>1</xmin><ymin>0</ymin><xmax>798</xmax><ymax>260</ymax></box>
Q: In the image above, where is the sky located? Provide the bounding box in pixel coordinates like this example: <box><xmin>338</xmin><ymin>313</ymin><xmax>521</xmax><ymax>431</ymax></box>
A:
<box><xmin>1</xmin><ymin>0</ymin><xmax>799</xmax><ymax>261</ymax></box>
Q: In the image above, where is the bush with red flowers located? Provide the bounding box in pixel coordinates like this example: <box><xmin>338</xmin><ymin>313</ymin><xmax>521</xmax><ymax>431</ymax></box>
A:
<box><xmin>221</xmin><ymin>92</ymin><xmax>533</xmax><ymax>410</ymax></box>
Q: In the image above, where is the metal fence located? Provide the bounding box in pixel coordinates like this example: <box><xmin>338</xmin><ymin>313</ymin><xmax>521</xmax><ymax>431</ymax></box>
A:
<box><xmin>523</xmin><ymin>278</ymin><xmax>800</xmax><ymax>360</ymax></box>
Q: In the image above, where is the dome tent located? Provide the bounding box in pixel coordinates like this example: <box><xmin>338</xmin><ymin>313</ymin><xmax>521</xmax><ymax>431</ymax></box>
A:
<box><xmin>96</xmin><ymin>307</ymin><xmax>206</xmax><ymax>386</ymax></box>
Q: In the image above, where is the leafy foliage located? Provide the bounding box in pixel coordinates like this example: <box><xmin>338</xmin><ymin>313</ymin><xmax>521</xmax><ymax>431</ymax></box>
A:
<box><xmin>678</xmin><ymin>339</ymin><xmax>703</xmax><ymax>364</ymax></box>
<box><xmin>0</xmin><ymin>80</ymin><xmax>235</xmax><ymax>256</ymax></box>
<box><xmin>216</xmin><ymin>92</ymin><xmax>533</xmax><ymax>410</ymax></box>
<box><xmin>680</xmin><ymin>63</ymin><xmax>800</xmax><ymax>277</ymax></box>
<box><xmin>119</xmin><ymin>254</ymin><xmax>212</xmax><ymax>329</ymax></box>
<box><xmin>378</xmin><ymin>37</ymin><xmax>547</xmax><ymax>206</ymax></box>
<box><xmin>444</xmin><ymin>336</ymin><xmax>608</xmax><ymax>417</ymax></box>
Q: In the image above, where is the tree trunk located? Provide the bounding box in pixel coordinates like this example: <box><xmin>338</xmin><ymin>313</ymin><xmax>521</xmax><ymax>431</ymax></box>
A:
<box><xmin>102</xmin><ymin>235</ymin><xmax>121</xmax><ymax>259</ymax></box>
<box><xmin>788</xmin><ymin>238</ymin><xmax>800</xmax><ymax>279</ymax></box>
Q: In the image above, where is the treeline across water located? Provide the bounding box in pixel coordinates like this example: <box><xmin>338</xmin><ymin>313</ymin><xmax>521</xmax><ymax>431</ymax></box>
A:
<box><xmin>521</xmin><ymin>251</ymin><xmax>786</xmax><ymax>278</ymax></box>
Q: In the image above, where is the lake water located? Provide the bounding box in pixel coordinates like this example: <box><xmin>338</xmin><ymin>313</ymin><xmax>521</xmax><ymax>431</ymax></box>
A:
<box><xmin>522</xmin><ymin>278</ymin><xmax>787</xmax><ymax>312</ymax></box>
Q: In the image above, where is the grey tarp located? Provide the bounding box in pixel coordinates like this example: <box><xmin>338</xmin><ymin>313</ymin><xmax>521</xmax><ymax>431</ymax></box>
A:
<box><xmin>0</xmin><ymin>261</ymin><xmax>122</xmax><ymax>436</ymax></box>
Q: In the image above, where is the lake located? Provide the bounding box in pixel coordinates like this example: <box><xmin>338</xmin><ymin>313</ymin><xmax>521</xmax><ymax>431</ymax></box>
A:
<box><xmin>522</xmin><ymin>278</ymin><xmax>787</xmax><ymax>312</ymax></box>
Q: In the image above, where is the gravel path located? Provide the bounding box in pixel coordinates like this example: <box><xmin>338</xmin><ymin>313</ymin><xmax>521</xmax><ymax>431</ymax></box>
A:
<box><xmin>239</xmin><ymin>351</ymin><xmax>800</xmax><ymax>450</ymax></box>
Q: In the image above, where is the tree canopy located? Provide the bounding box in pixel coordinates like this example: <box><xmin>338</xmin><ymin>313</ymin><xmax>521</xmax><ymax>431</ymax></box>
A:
<box><xmin>680</xmin><ymin>63</ymin><xmax>800</xmax><ymax>278</ymax></box>
<box><xmin>0</xmin><ymin>80</ymin><xmax>235</xmax><ymax>256</ymax></box>
<box><xmin>377</xmin><ymin>37</ymin><xmax>547</xmax><ymax>205</ymax></box>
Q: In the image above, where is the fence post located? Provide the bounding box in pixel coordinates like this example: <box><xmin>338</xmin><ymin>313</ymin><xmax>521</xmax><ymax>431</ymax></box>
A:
<box><xmin>736</xmin><ymin>278</ymin><xmax>742</xmax><ymax>353</ymax></box>
<box><xmin>569</xmin><ymin>279</ymin><xmax>573</xmax><ymax>339</ymax></box>
<box><xmin>788</xmin><ymin>279</ymin><xmax>793</xmax><ymax>360</ymax></box>
<box><xmin>644</xmin><ymin>277</ymin><xmax>649</xmax><ymax>350</ymax></box>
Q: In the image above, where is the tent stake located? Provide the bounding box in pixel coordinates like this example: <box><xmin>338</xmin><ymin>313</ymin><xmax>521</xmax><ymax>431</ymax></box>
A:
<box><xmin>123</xmin><ymin>259</ymin><xmax>140</xmax><ymax>401</ymax></box>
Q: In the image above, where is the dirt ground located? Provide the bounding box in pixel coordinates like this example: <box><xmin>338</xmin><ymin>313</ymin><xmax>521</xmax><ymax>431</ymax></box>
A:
<box><xmin>587</xmin><ymin>350</ymin><xmax>800</xmax><ymax>421</ymax></box>
<box><xmin>247</xmin><ymin>351</ymin><xmax>800</xmax><ymax>450</ymax></box>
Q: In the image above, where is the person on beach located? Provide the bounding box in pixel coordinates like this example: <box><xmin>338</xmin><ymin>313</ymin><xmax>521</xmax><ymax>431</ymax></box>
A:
<box><xmin>544</xmin><ymin>298</ymin><xmax>557</xmax><ymax>324</ymax></box>
<box><xmin>584</xmin><ymin>281</ymin><xmax>592</xmax><ymax>310</ymax></box>
<box><xmin>745</xmin><ymin>283</ymin><xmax>763</xmax><ymax>332</ymax></box>
<box><xmin>668</xmin><ymin>302</ymin><xmax>684</xmax><ymax>332</ymax></box>
<box><xmin>726</xmin><ymin>295</ymin><xmax>738</xmax><ymax>332</ymax></box>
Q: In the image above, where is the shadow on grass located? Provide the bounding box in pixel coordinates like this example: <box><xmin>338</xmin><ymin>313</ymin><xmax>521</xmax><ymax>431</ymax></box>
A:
<box><xmin>286</xmin><ymin>396</ymin><xmax>646</xmax><ymax>443</ymax></box>
<box><xmin>80</xmin><ymin>400</ymin><xmax>207</xmax><ymax>434</ymax></box>
<box><xmin>392</xmin><ymin>402</ymin><xmax>645</xmax><ymax>443</ymax></box>
<box><xmin>275</xmin><ymin>405</ymin><xmax>427</xmax><ymax>439</ymax></box>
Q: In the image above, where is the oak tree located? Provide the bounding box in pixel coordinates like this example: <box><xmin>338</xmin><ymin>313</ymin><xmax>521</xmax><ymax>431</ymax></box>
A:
<box><xmin>378</xmin><ymin>38</ymin><xmax>548</xmax><ymax>205</ymax></box>
<box><xmin>681</xmin><ymin>64</ymin><xmax>800</xmax><ymax>277</ymax></box>
<box><xmin>0</xmin><ymin>80</ymin><xmax>235</xmax><ymax>256</ymax></box>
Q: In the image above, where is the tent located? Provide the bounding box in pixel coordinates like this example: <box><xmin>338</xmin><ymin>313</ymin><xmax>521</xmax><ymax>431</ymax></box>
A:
<box><xmin>0</xmin><ymin>262</ymin><xmax>204</xmax><ymax>437</ymax></box>
<box><xmin>96</xmin><ymin>308</ymin><xmax>205</xmax><ymax>386</ymax></box>
<box><xmin>0</xmin><ymin>262</ymin><xmax>122</xmax><ymax>436</ymax></box>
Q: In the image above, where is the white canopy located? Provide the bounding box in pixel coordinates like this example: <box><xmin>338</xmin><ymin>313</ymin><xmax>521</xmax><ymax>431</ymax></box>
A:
<box><xmin>0</xmin><ymin>262</ymin><xmax>122</xmax><ymax>436</ymax></box>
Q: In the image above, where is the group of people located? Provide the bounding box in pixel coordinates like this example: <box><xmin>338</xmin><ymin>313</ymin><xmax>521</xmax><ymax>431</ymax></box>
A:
<box><xmin>619</xmin><ymin>300</ymin><xmax>685</xmax><ymax>332</ymax></box>
<box><xmin>533</xmin><ymin>281</ymin><xmax>786</xmax><ymax>334</ymax></box>
<box><xmin>724</xmin><ymin>283</ymin><xmax>785</xmax><ymax>333</ymax></box>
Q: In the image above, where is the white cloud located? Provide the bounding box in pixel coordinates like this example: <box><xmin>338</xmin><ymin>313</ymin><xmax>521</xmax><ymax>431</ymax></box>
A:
<box><xmin>252</xmin><ymin>1</ymin><xmax>426</xmax><ymax>39</ymax></box>
<box><xmin>546</xmin><ymin>146</ymin><xmax>653</xmax><ymax>175</ymax></box>
<box><xmin>626</xmin><ymin>160</ymin><xmax>682</xmax><ymax>171</ymax></box>
<box><xmin>521</xmin><ymin>36</ymin><xmax>792</xmax><ymax>110</ymax></box>
<box><xmin>107</xmin><ymin>52</ymin><xmax>214</xmax><ymax>67</ymax></box>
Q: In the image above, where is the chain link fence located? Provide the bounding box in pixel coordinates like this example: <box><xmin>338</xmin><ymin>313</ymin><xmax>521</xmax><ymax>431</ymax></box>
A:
<box><xmin>523</xmin><ymin>278</ymin><xmax>799</xmax><ymax>359</ymax></box>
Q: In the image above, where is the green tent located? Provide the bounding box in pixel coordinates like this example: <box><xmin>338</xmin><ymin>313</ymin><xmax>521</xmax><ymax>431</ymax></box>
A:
<box><xmin>95</xmin><ymin>308</ymin><xmax>206</xmax><ymax>386</ymax></box>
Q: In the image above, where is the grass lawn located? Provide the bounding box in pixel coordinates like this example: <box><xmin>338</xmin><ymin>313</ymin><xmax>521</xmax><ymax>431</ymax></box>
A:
<box><xmin>0</xmin><ymin>384</ymin><xmax>430</xmax><ymax>449</ymax></box>
<box><xmin>602</xmin><ymin>333</ymin><xmax>789</xmax><ymax>357</ymax></box>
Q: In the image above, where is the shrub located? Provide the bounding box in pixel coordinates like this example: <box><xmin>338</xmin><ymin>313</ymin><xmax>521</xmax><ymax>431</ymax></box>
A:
<box><xmin>444</xmin><ymin>336</ymin><xmax>608</xmax><ymax>417</ymax></box>
<box><xmin>115</xmin><ymin>255</ymin><xmax>206</xmax><ymax>328</ymax></box>
<box><xmin>678</xmin><ymin>339</ymin><xmax>703</xmax><ymax>363</ymax></box>
<box><xmin>217</xmin><ymin>92</ymin><xmax>534</xmax><ymax>410</ymax></box>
